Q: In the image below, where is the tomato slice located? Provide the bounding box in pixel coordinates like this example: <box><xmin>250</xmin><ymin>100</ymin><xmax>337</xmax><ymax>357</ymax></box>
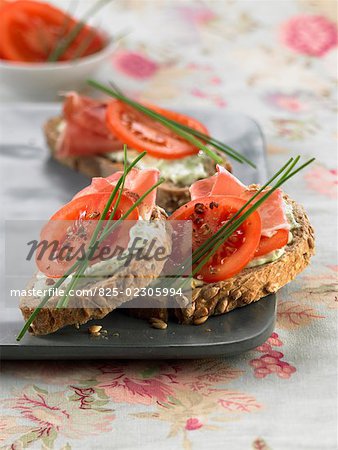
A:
<box><xmin>255</xmin><ymin>229</ymin><xmax>289</xmax><ymax>257</ymax></box>
<box><xmin>170</xmin><ymin>196</ymin><xmax>262</xmax><ymax>282</ymax></box>
<box><xmin>37</xmin><ymin>192</ymin><xmax>139</xmax><ymax>278</ymax></box>
<box><xmin>0</xmin><ymin>1</ymin><xmax>105</xmax><ymax>62</ymax></box>
<box><xmin>106</xmin><ymin>100</ymin><xmax>209</xmax><ymax>159</ymax></box>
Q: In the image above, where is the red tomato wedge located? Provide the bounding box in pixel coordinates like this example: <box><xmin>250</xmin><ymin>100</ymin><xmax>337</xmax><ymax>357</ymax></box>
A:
<box><xmin>170</xmin><ymin>196</ymin><xmax>262</xmax><ymax>282</ymax></box>
<box><xmin>106</xmin><ymin>100</ymin><xmax>209</xmax><ymax>159</ymax></box>
<box><xmin>37</xmin><ymin>192</ymin><xmax>139</xmax><ymax>278</ymax></box>
<box><xmin>0</xmin><ymin>1</ymin><xmax>105</xmax><ymax>63</ymax></box>
<box><xmin>256</xmin><ymin>229</ymin><xmax>289</xmax><ymax>257</ymax></box>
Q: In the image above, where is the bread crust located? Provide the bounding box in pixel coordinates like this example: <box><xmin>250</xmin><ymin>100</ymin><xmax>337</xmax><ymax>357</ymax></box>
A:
<box><xmin>44</xmin><ymin>117</ymin><xmax>232</xmax><ymax>213</ymax></box>
<box><xmin>175</xmin><ymin>196</ymin><xmax>315</xmax><ymax>324</ymax></box>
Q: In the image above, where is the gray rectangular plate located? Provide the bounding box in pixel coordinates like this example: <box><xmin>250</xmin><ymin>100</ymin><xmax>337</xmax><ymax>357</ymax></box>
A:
<box><xmin>0</xmin><ymin>104</ymin><xmax>275</xmax><ymax>360</ymax></box>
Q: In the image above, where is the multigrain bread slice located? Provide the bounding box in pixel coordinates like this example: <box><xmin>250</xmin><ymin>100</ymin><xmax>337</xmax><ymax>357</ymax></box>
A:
<box><xmin>20</xmin><ymin>207</ymin><xmax>171</xmax><ymax>335</ymax></box>
<box><xmin>44</xmin><ymin>117</ymin><xmax>232</xmax><ymax>213</ymax></box>
<box><xmin>123</xmin><ymin>196</ymin><xmax>314</xmax><ymax>326</ymax></box>
<box><xmin>175</xmin><ymin>196</ymin><xmax>315</xmax><ymax>324</ymax></box>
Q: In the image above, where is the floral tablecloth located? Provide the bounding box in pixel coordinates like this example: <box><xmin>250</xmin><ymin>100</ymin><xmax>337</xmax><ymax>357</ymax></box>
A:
<box><xmin>1</xmin><ymin>1</ymin><xmax>337</xmax><ymax>449</ymax></box>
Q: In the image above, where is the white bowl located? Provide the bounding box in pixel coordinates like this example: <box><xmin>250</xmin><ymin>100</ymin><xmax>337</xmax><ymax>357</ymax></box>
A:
<box><xmin>0</xmin><ymin>31</ymin><xmax>115</xmax><ymax>101</ymax></box>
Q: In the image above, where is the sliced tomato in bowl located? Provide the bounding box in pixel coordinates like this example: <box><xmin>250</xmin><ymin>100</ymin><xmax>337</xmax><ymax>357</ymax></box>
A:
<box><xmin>170</xmin><ymin>195</ymin><xmax>262</xmax><ymax>282</ymax></box>
<box><xmin>106</xmin><ymin>100</ymin><xmax>209</xmax><ymax>159</ymax></box>
<box><xmin>0</xmin><ymin>0</ymin><xmax>105</xmax><ymax>62</ymax></box>
<box><xmin>37</xmin><ymin>192</ymin><xmax>139</xmax><ymax>278</ymax></box>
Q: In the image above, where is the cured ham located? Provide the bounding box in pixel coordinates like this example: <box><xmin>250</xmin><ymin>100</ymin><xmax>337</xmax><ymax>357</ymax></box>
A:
<box><xmin>190</xmin><ymin>165</ymin><xmax>245</xmax><ymax>199</ymax></box>
<box><xmin>56</xmin><ymin>92</ymin><xmax>122</xmax><ymax>157</ymax></box>
<box><xmin>190</xmin><ymin>165</ymin><xmax>290</xmax><ymax>237</ymax></box>
<box><xmin>73</xmin><ymin>168</ymin><xmax>160</xmax><ymax>220</ymax></box>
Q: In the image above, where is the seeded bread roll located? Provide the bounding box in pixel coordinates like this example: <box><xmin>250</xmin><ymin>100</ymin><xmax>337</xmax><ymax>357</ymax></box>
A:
<box><xmin>44</xmin><ymin>117</ymin><xmax>232</xmax><ymax>213</ymax></box>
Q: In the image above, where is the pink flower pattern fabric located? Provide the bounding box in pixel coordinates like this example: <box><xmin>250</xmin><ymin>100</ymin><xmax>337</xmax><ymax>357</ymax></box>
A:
<box><xmin>185</xmin><ymin>418</ymin><xmax>203</xmax><ymax>430</ymax></box>
<box><xmin>0</xmin><ymin>1</ymin><xmax>337</xmax><ymax>449</ymax></box>
<box><xmin>250</xmin><ymin>333</ymin><xmax>297</xmax><ymax>379</ymax></box>
<box><xmin>305</xmin><ymin>166</ymin><xmax>338</xmax><ymax>199</ymax></box>
<box><xmin>113</xmin><ymin>51</ymin><xmax>159</xmax><ymax>80</ymax></box>
<box><xmin>280</xmin><ymin>15</ymin><xmax>338</xmax><ymax>57</ymax></box>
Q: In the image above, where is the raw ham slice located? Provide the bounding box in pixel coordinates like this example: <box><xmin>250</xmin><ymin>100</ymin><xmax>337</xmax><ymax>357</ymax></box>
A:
<box><xmin>73</xmin><ymin>168</ymin><xmax>160</xmax><ymax>220</ymax></box>
<box><xmin>56</xmin><ymin>92</ymin><xmax>122</xmax><ymax>157</ymax></box>
<box><xmin>190</xmin><ymin>165</ymin><xmax>245</xmax><ymax>200</ymax></box>
<box><xmin>190</xmin><ymin>165</ymin><xmax>290</xmax><ymax>237</ymax></box>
